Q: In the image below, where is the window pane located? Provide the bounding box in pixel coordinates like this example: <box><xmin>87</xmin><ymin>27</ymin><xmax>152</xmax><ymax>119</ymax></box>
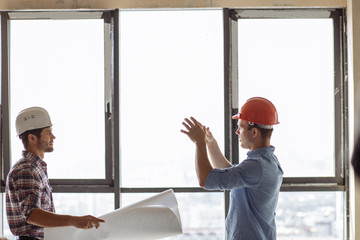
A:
<box><xmin>120</xmin><ymin>10</ymin><xmax>224</xmax><ymax>187</ymax></box>
<box><xmin>237</xmin><ymin>19</ymin><xmax>335</xmax><ymax>177</ymax></box>
<box><xmin>122</xmin><ymin>192</ymin><xmax>225</xmax><ymax>240</ymax></box>
<box><xmin>10</xmin><ymin>19</ymin><xmax>105</xmax><ymax>179</ymax></box>
<box><xmin>277</xmin><ymin>192</ymin><xmax>344</xmax><ymax>239</ymax></box>
<box><xmin>53</xmin><ymin>193</ymin><xmax>114</xmax><ymax>216</ymax></box>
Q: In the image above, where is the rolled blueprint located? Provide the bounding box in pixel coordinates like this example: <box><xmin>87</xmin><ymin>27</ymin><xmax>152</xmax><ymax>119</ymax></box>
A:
<box><xmin>44</xmin><ymin>189</ymin><xmax>183</xmax><ymax>240</ymax></box>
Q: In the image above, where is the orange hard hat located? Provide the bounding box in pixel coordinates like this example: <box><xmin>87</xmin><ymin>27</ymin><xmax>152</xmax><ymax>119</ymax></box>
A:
<box><xmin>232</xmin><ymin>97</ymin><xmax>279</xmax><ymax>129</ymax></box>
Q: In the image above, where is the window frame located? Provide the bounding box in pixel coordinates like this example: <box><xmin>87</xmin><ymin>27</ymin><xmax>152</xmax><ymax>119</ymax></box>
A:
<box><xmin>224</xmin><ymin>8</ymin><xmax>348</xmax><ymax>190</ymax></box>
<box><xmin>0</xmin><ymin>10</ymin><xmax>120</xmax><ymax>201</ymax></box>
<box><xmin>116</xmin><ymin>8</ymin><xmax>228</xmax><ymax>214</ymax></box>
<box><xmin>224</xmin><ymin>8</ymin><xmax>349</xmax><ymax>238</ymax></box>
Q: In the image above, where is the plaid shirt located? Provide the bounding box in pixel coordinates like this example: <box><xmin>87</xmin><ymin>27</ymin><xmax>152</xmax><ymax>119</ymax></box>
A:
<box><xmin>6</xmin><ymin>151</ymin><xmax>55</xmax><ymax>239</ymax></box>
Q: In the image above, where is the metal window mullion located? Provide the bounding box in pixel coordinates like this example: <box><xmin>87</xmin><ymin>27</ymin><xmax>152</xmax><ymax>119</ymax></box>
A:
<box><xmin>120</xmin><ymin>187</ymin><xmax>211</xmax><ymax>193</ymax></box>
<box><xmin>102</xmin><ymin>10</ymin><xmax>120</xmax><ymax>209</ymax></box>
<box><xmin>280</xmin><ymin>185</ymin><xmax>345</xmax><ymax>191</ymax></box>
<box><xmin>8</xmin><ymin>11</ymin><xmax>104</xmax><ymax>20</ymax></box>
<box><xmin>224</xmin><ymin>8</ymin><xmax>239</xmax><ymax>220</ymax></box>
<box><xmin>52</xmin><ymin>185</ymin><xmax>116</xmax><ymax>193</ymax></box>
<box><xmin>337</xmin><ymin>9</ymin><xmax>349</xmax><ymax>240</ymax></box>
<box><xmin>282</xmin><ymin>176</ymin><xmax>343</xmax><ymax>184</ymax></box>
<box><xmin>50</xmin><ymin>179</ymin><xmax>111</xmax><ymax>185</ymax></box>
<box><xmin>111</xmin><ymin>9</ymin><xmax>120</xmax><ymax>210</ymax></box>
<box><xmin>332</xmin><ymin>9</ymin><xmax>346</xmax><ymax>184</ymax></box>
<box><xmin>232</xmin><ymin>9</ymin><xmax>333</xmax><ymax>19</ymax></box>
<box><xmin>227</xmin><ymin>10</ymin><xmax>239</xmax><ymax>166</ymax></box>
<box><xmin>103</xmin><ymin>11</ymin><xmax>114</xmax><ymax>187</ymax></box>
<box><xmin>223</xmin><ymin>8</ymin><xmax>231</xmax><ymax>220</ymax></box>
<box><xmin>1</xmin><ymin>13</ymin><xmax>10</xmax><ymax>192</ymax></box>
<box><xmin>332</xmin><ymin>14</ymin><xmax>349</xmax><ymax>239</ymax></box>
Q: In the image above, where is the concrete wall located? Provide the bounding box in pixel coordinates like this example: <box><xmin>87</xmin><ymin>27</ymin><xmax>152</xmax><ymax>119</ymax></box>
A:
<box><xmin>0</xmin><ymin>0</ymin><xmax>347</xmax><ymax>10</ymax></box>
<box><xmin>348</xmin><ymin>0</ymin><xmax>360</xmax><ymax>238</ymax></box>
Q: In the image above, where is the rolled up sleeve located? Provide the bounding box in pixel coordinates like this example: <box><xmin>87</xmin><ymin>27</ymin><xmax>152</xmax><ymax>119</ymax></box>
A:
<box><xmin>204</xmin><ymin>159</ymin><xmax>262</xmax><ymax>191</ymax></box>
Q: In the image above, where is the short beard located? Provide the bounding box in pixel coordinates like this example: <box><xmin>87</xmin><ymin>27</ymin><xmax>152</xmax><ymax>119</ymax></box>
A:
<box><xmin>45</xmin><ymin>147</ymin><xmax>54</xmax><ymax>152</ymax></box>
<box><xmin>38</xmin><ymin>142</ymin><xmax>54</xmax><ymax>153</ymax></box>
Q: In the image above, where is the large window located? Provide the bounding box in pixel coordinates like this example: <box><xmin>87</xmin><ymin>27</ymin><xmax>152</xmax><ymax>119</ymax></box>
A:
<box><xmin>119</xmin><ymin>10</ymin><xmax>224</xmax><ymax>188</ymax></box>
<box><xmin>228</xmin><ymin>9</ymin><xmax>346</xmax><ymax>185</ymax></box>
<box><xmin>118</xmin><ymin>10</ymin><xmax>226</xmax><ymax>238</ymax></box>
<box><xmin>226</xmin><ymin>9</ymin><xmax>347</xmax><ymax>239</ymax></box>
<box><xmin>237</xmin><ymin>18</ymin><xmax>335</xmax><ymax>177</ymax></box>
<box><xmin>1</xmin><ymin>11</ymin><xmax>117</xmax><ymax>239</ymax></box>
<box><xmin>9</xmin><ymin>18</ymin><xmax>106</xmax><ymax>179</ymax></box>
<box><xmin>0</xmin><ymin>8</ymin><xmax>347</xmax><ymax>240</ymax></box>
<box><xmin>1</xmin><ymin>11</ymin><xmax>116</xmax><ymax>188</ymax></box>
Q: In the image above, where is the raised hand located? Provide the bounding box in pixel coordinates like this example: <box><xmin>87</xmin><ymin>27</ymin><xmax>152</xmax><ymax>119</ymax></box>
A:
<box><xmin>204</xmin><ymin>126</ymin><xmax>216</xmax><ymax>145</ymax></box>
<box><xmin>181</xmin><ymin>117</ymin><xmax>206</xmax><ymax>144</ymax></box>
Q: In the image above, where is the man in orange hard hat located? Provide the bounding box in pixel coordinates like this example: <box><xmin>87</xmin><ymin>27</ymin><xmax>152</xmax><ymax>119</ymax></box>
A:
<box><xmin>181</xmin><ymin>97</ymin><xmax>283</xmax><ymax>240</ymax></box>
<box><xmin>6</xmin><ymin>107</ymin><xmax>104</xmax><ymax>240</ymax></box>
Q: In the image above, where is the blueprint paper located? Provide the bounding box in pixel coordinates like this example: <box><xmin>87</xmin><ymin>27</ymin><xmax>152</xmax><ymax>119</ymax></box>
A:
<box><xmin>44</xmin><ymin>189</ymin><xmax>183</xmax><ymax>240</ymax></box>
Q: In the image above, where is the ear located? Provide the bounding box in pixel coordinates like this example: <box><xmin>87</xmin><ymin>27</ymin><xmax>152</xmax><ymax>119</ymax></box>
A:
<box><xmin>28</xmin><ymin>134</ymin><xmax>38</xmax><ymax>143</ymax></box>
<box><xmin>251</xmin><ymin>128</ymin><xmax>260</xmax><ymax>138</ymax></box>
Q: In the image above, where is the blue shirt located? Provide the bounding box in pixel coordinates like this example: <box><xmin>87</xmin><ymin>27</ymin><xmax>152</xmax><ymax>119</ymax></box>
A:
<box><xmin>205</xmin><ymin>146</ymin><xmax>283</xmax><ymax>240</ymax></box>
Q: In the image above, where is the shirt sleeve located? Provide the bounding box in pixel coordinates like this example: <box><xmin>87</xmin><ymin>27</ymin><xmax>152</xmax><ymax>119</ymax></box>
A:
<box><xmin>204</xmin><ymin>158</ymin><xmax>262</xmax><ymax>190</ymax></box>
<box><xmin>13</xmin><ymin>167</ymin><xmax>43</xmax><ymax>218</ymax></box>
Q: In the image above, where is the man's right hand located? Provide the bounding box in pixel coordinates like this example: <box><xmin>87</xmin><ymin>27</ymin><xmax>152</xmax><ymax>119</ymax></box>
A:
<box><xmin>72</xmin><ymin>215</ymin><xmax>105</xmax><ymax>229</ymax></box>
<box><xmin>27</xmin><ymin>208</ymin><xmax>105</xmax><ymax>229</ymax></box>
<box><xmin>204</xmin><ymin>127</ymin><xmax>216</xmax><ymax>145</ymax></box>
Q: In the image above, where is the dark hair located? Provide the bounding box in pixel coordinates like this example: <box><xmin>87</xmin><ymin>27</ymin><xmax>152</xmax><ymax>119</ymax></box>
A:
<box><xmin>247</xmin><ymin>124</ymin><xmax>273</xmax><ymax>139</ymax></box>
<box><xmin>19</xmin><ymin>128</ymin><xmax>44</xmax><ymax>148</ymax></box>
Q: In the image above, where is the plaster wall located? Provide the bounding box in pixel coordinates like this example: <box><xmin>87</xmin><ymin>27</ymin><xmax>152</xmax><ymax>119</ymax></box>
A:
<box><xmin>348</xmin><ymin>0</ymin><xmax>360</xmax><ymax>238</ymax></box>
<box><xmin>0</xmin><ymin>0</ymin><xmax>348</xmax><ymax>10</ymax></box>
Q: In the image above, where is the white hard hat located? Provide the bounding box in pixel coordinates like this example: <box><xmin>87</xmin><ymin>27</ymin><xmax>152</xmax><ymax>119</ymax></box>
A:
<box><xmin>15</xmin><ymin>107</ymin><xmax>52</xmax><ymax>136</ymax></box>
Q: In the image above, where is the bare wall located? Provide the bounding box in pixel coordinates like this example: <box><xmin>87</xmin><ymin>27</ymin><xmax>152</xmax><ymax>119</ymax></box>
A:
<box><xmin>0</xmin><ymin>0</ymin><xmax>347</xmax><ymax>10</ymax></box>
<box><xmin>348</xmin><ymin>0</ymin><xmax>360</xmax><ymax>238</ymax></box>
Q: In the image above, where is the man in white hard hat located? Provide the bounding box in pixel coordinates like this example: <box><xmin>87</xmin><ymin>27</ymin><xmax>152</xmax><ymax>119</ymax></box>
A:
<box><xmin>5</xmin><ymin>107</ymin><xmax>105</xmax><ymax>240</ymax></box>
<box><xmin>181</xmin><ymin>97</ymin><xmax>283</xmax><ymax>240</ymax></box>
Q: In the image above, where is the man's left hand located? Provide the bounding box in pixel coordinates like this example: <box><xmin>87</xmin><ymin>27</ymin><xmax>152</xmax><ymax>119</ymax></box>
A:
<box><xmin>181</xmin><ymin>117</ymin><xmax>206</xmax><ymax>144</ymax></box>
